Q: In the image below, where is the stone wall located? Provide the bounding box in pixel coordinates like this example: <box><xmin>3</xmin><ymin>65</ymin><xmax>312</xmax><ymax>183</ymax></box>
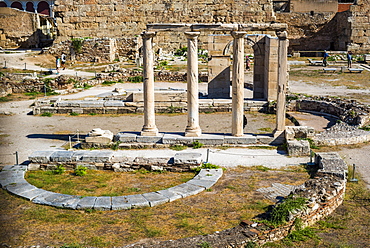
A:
<box><xmin>53</xmin><ymin>0</ymin><xmax>275</xmax><ymax>51</ymax></box>
<box><xmin>287</xmin><ymin>96</ymin><xmax>370</xmax><ymax>127</ymax></box>
<box><xmin>0</xmin><ymin>8</ymin><xmax>39</xmax><ymax>48</ymax></box>
<box><xmin>347</xmin><ymin>0</ymin><xmax>370</xmax><ymax>54</ymax></box>
<box><xmin>46</xmin><ymin>37</ymin><xmax>140</xmax><ymax>62</ymax></box>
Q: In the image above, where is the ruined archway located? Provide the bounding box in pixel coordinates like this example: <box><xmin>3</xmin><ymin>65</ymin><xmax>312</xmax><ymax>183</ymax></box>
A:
<box><xmin>10</xmin><ymin>1</ymin><xmax>22</xmax><ymax>10</ymax></box>
<box><xmin>37</xmin><ymin>1</ymin><xmax>49</xmax><ymax>15</ymax></box>
<box><xmin>0</xmin><ymin>2</ymin><xmax>7</xmax><ymax>7</ymax></box>
<box><xmin>26</xmin><ymin>1</ymin><xmax>34</xmax><ymax>12</ymax></box>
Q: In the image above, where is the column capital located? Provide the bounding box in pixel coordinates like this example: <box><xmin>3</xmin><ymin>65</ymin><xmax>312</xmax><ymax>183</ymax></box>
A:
<box><xmin>185</xmin><ymin>31</ymin><xmax>200</xmax><ymax>39</ymax></box>
<box><xmin>141</xmin><ymin>31</ymin><xmax>156</xmax><ymax>39</ymax></box>
<box><xmin>231</xmin><ymin>31</ymin><xmax>247</xmax><ymax>39</ymax></box>
<box><xmin>276</xmin><ymin>31</ymin><xmax>288</xmax><ymax>40</ymax></box>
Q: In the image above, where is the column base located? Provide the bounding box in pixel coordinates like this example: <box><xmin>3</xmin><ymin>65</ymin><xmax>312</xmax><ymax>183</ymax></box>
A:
<box><xmin>141</xmin><ymin>126</ymin><xmax>159</xmax><ymax>136</ymax></box>
<box><xmin>185</xmin><ymin>126</ymin><xmax>202</xmax><ymax>137</ymax></box>
<box><xmin>273</xmin><ymin>129</ymin><xmax>285</xmax><ymax>138</ymax></box>
<box><xmin>231</xmin><ymin>132</ymin><xmax>244</xmax><ymax>137</ymax></box>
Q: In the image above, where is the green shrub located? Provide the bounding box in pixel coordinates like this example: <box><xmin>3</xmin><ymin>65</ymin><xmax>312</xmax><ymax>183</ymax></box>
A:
<box><xmin>53</xmin><ymin>164</ymin><xmax>65</xmax><ymax>175</ymax></box>
<box><xmin>169</xmin><ymin>145</ymin><xmax>187</xmax><ymax>151</ymax></box>
<box><xmin>127</xmin><ymin>75</ymin><xmax>143</xmax><ymax>83</ymax></box>
<box><xmin>70</xmin><ymin>112</ymin><xmax>79</xmax><ymax>116</ymax></box>
<box><xmin>0</xmin><ymin>96</ymin><xmax>11</xmax><ymax>102</ymax></box>
<box><xmin>71</xmin><ymin>38</ymin><xmax>84</xmax><ymax>53</ymax></box>
<box><xmin>265</xmin><ymin>196</ymin><xmax>307</xmax><ymax>227</ymax></box>
<box><xmin>74</xmin><ymin>165</ymin><xmax>87</xmax><ymax>176</ymax></box>
<box><xmin>193</xmin><ymin>163</ymin><xmax>220</xmax><ymax>173</ymax></box>
<box><xmin>192</xmin><ymin>140</ymin><xmax>203</xmax><ymax>149</ymax></box>
<box><xmin>40</xmin><ymin>112</ymin><xmax>53</xmax><ymax>117</ymax></box>
<box><xmin>102</xmin><ymin>80</ymin><xmax>117</xmax><ymax>85</ymax></box>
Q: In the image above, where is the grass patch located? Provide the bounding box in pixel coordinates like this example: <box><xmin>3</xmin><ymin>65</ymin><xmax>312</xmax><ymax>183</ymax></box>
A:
<box><xmin>25</xmin><ymin>169</ymin><xmax>195</xmax><ymax>196</ymax></box>
<box><xmin>40</xmin><ymin>112</ymin><xmax>53</xmax><ymax>117</ymax></box>
<box><xmin>169</xmin><ymin>144</ymin><xmax>187</xmax><ymax>151</ymax></box>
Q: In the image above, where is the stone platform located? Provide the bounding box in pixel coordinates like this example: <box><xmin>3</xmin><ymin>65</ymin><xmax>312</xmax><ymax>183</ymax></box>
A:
<box><xmin>0</xmin><ymin>164</ymin><xmax>222</xmax><ymax>210</ymax></box>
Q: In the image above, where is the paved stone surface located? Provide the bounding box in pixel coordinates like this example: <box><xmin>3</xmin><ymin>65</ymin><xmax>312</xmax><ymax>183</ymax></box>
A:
<box><xmin>76</xmin><ymin>196</ymin><xmax>97</xmax><ymax>209</ymax></box>
<box><xmin>112</xmin><ymin>196</ymin><xmax>132</xmax><ymax>210</ymax></box>
<box><xmin>123</xmin><ymin>194</ymin><xmax>150</xmax><ymax>208</ymax></box>
<box><xmin>168</xmin><ymin>183</ymin><xmax>205</xmax><ymax>197</ymax></box>
<box><xmin>257</xmin><ymin>183</ymin><xmax>304</xmax><ymax>202</ymax></box>
<box><xmin>156</xmin><ymin>188</ymin><xmax>183</xmax><ymax>202</ymax></box>
<box><xmin>94</xmin><ymin>196</ymin><xmax>112</xmax><ymax>210</ymax></box>
<box><xmin>142</xmin><ymin>192</ymin><xmax>169</xmax><ymax>207</ymax></box>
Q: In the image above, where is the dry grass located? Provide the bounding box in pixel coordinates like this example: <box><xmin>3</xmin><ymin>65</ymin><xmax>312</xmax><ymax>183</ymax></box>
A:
<box><xmin>25</xmin><ymin>170</ymin><xmax>195</xmax><ymax>196</ymax></box>
<box><xmin>0</xmin><ymin>166</ymin><xmax>309</xmax><ymax>247</ymax></box>
<box><xmin>289</xmin><ymin>67</ymin><xmax>370</xmax><ymax>90</ymax></box>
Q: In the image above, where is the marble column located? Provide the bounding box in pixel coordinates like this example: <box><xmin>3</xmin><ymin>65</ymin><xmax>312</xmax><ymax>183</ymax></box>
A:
<box><xmin>184</xmin><ymin>32</ymin><xmax>202</xmax><ymax>137</ymax></box>
<box><xmin>274</xmin><ymin>31</ymin><xmax>288</xmax><ymax>136</ymax></box>
<box><xmin>140</xmin><ymin>31</ymin><xmax>159</xmax><ymax>136</ymax></box>
<box><xmin>231</xmin><ymin>31</ymin><xmax>247</xmax><ymax>137</ymax></box>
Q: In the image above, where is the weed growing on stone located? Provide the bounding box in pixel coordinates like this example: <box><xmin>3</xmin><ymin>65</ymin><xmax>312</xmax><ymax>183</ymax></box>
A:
<box><xmin>74</xmin><ymin>165</ymin><xmax>87</xmax><ymax>176</ymax></box>
<box><xmin>70</xmin><ymin>112</ymin><xmax>79</xmax><ymax>116</ymax></box>
<box><xmin>193</xmin><ymin>163</ymin><xmax>220</xmax><ymax>173</ymax></box>
<box><xmin>127</xmin><ymin>75</ymin><xmax>143</xmax><ymax>83</ymax></box>
<box><xmin>169</xmin><ymin>144</ymin><xmax>187</xmax><ymax>151</ymax></box>
<box><xmin>262</xmin><ymin>196</ymin><xmax>307</xmax><ymax>227</ymax></box>
<box><xmin>40</xmin><ymin>112</ymin><xmax>53</xmax><ymax>117</ymax></box>
<box><xmin>192</xmin><ymin>140</ymin><xmax>203</xmax><ymax>149</ymax></box>
<box><xmin>53</xmin><ymin>164</ymin><xmax>65</xmax><ymax>175</ymax></box>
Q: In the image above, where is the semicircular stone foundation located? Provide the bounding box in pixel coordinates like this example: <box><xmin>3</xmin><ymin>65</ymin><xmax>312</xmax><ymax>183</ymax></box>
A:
<box><xmin>0</xmin><ymin>165</ymin><xmax>222</xmax><ymax>210</ymax></box>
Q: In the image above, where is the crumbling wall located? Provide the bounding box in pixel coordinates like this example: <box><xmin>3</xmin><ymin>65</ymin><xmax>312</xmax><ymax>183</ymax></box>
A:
<box><xmin>347</xmin><ymin>0</ymin><xmax>370</xmax><ymax>54</ymax></box>
<box><xmin>0</xmin><ymin>8</ymin><xmax>40</xmax><ymax>48</ymax></box>
<box><xmin>46</xmin><ymin>37</ymin><xmax>140</xmax><ymax>62</ymax></box>
<box><xmin>53</xmin><ymin>0</ymin><xmax>275</xmax><ymax>51</ymax></box>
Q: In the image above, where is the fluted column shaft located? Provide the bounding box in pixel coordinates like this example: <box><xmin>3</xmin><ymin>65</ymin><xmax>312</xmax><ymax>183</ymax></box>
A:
<box><xmin>231</xmin><ymin>31</ymin><xmax>247</xmax><ymax>137</ymax></box>
<box><xmin>275</xmin><ymin>31</ymin><xmax>288</xmax><ymax>134</ymax></box>
<box><xmin>184</xmin><ymin>32</ymin><xmax>202</xmax><ymax>137</ymax></box>
<box><xmin>141</xmin><ymin>31</ymin><xmax>159</xmax><ymax>136</ymax></box>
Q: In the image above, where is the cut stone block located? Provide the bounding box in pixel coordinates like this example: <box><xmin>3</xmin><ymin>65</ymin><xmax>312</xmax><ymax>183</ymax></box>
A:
<box><xmin>114</xmin><ymin>132</ymin><xmax>138</xmax><ymax>142</ymax></box>
<box><xmin>162</xmin><ymin>133</ymin><xmax>194</xmax><ymax>145</ymax></box>
<box><xmin>103</xmin><ymin>101</ymin><xmax>125</xmax><ymax>107</ymax></box>
<box><xmin>94</xmin><ymin>196</ymin><xmax>112</xmax><ymax>210</ymax></box>
<box><xmin>256</xmin><ymin>134</ymin><xmax>274</xmax><ymax>144</ymax></box>
<box><xmin>142</xmin><ymin>192</ymin><xmax>169</xmax><ymax>207</ymax></box>
<box><xmin>174</xmin><ymin>152</ymin><xmax>203</xmax><ymax>165</ymax></box>
<box><xmin>80</xmin><ymin>150</ymin><xmax>114</xmax><ymax>163</ymax></box>
<box><xmin>193</xmin><ymin>134</ymin><xmax>225</xmax><ymax>145</ymax></box>
<box><xmin>287</xmin><ymin>139</ymin><xmax>310</xmax><ymax>156</ymax></box>
<box><xmin>224</xmin><ymin>134</ymin><xmax>256</xmax><ymax>144</ymax></box>
<box><xmin>186</xmin><ymin>179</ymin><xmax>217</xmax><ymax>189</ymax></box>
<box><xmin>156</xmin><ymin>189</ymin><xmax>183</xmax><ymax>202</ymax></box>
<box><xmin>194</xmin><ymin>169</ymin><xmax>223</xmax><ymax>181</ymax></box>
<box><xmin>33</xmin><ymin>193</ymin><xmax>81</xmax><ymax>209</ymax></box>
<box><xmin>5</xmin><ymin>182</ymin><xmax>37</xmax><ymax>195</ymax></box>
<box><xmin>123</xmin><ymin>194</ymin><xmax>149</xmax><ymax>208</ymax></box>
<box><xmin>28</xmin><ymin>150</ymin><xmax>55</xmax><ymax>163</ymax></box>
<box><xmin>76</xmin><ymin>196</ymin><xmax>97</xmax><ymax>209</ymax></box>
<box><xmin>32</xmin><ymin>191</ymin><xmax>59</xmax><ymax>205</ymax></box>
<box><xmin>112</xmin><ymin>196</ymin><xmax>132</xmax><ymax>210</ymax></box>
<box><xmin>50</xmin><ymin>150</ymin><xmax>74</xmax><ymax>162</ymax></box>
<box><xmin>136</xmin><ymin>134</ymin><xmax>164</xmax><ymax>143</ymax></box>
<box><xmin>167</xmin><ymin>183</ymin><xmax>204</xmax><ymax>197</ymax></box>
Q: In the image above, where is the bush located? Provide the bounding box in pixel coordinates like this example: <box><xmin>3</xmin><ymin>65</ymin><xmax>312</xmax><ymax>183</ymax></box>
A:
<box><xmin>127</xmin><ymin>76</ymin><xmax>143</xmax><ymax>83</ymax></box>
<box><xmin>70</xmin><ymin>112</ymin><xmax>79</xmax><ymax>116</ymax></box>
<box><xmin>40</xmin><ymin>112</ymin><xmax>53</xmax><ymax>117</ymax></box>
<box><xmin>192</xmin><ymin>140</ymin><xmax>203</xmax><ymax>149</ymax></box>
<box><xmin>53</xmin><ymin>164</ymin><xmax>65</xmax><ymax>175</ymax></box>
<box><xmin>74</xmin><ymin>165</ymin><xmax>87</xmax><ymax>176</ymax></box>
